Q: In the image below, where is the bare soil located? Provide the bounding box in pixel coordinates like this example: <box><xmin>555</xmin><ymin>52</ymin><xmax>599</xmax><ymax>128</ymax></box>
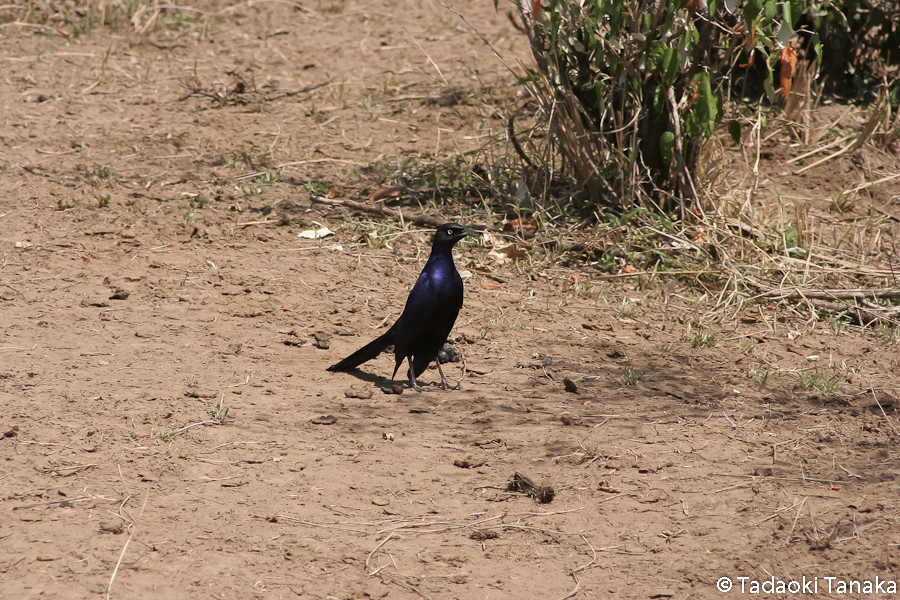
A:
<box><xmin>2</xmin><ymin>2</ymin><xmax>900</xmax><ymax>599</ymax></box>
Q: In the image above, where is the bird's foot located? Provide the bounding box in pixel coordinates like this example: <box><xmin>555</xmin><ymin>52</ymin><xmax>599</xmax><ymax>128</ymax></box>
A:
<box><xmin>435</xmin><ymin>361</ymin><xmax>459</xmax><ymax>390</ymax></box>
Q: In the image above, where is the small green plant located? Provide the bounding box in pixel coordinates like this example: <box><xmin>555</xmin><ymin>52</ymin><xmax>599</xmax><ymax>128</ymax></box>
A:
<box><xmin>98</xmin><ymin>194</ymin><xmax>111</xmax><ymax>208</ymax></box>
<box><xmin>877</xmin><ymin>323</ymin><xmax>897</xmax><ymax>344</ymax></box>
<box><xmin>182</xmin><ymin>200</ymin><xmax>196</xmax><ymax>223</ymax></box>
<box><xmin>800</xmin><ymin>370</ymin><xmax>840</xmax><ymax>395</ymax></box>
<box><xmin>57</xmin><ymin>198</ymin><xmax>80</xmax><ymax>211</ymax></box>
<box><xmin>98</xmin><ymin>166</ymin><xmax>118</xmax><ymax>188</ymax></box>
<box><xmin>622</xmin><ymin>367</ymin><xmax>642</xmax><ymax>386</ymax></box>
<box><xmin>692</xmin><ymin>331</ymin><xmax>718</xmax><ymax>349</ymax></box>
<box><xmin>737</xmin><ymin>339</ymin><xmax>757</xmax><ymax>355</ymax></box>
<box><xmin>208</xmin><ymin>401</ymin><xmax>231</xmax><ymax>424</ymax></box>
<box><xmin>362</xmin><ymin>94</ymin><xmax>382</xmax><ymax>121</ymax></box>
<box><xmin>831</xmin><ymin>191</ymin><xmax>857</xmax><ymax>214</ymax></box>
<box><xmin>617</xmin><ymin>296</ymin><xmax>639</xmax><ymax>318</ymax></box>
<box><xmin>119</xmin><ymin>431</ymin><xmax>140</xmax><ymax>441</ymax></box>
<box><xmin>303</xmin><ymin>181</ymin><xmax>332</xmax><ymax>196</ymax></box>
<box><xmin>255</xmin><ymin>171</ymin><xmax>278</xmax><ymax>184</ymax></box>
<box><xmin>156</xmin><ymin>429</ymin><xmax>180</xmax><ymax>443</ymax></box>
<box><xmin>363</xmin><ymin>223</ymin><xmax>398</xmax><ymax>250</ymax></box>
<box><xmin>828</xmin><ymin>316</ymin><xmax>845</xmax><ymax>336</ymax></box>
<box><xmin>240</xmin><ymin>150</ymin><xmax>260</xmax><ymax>169</ymax></box>
<box><xmin>748</xmin><ymin>362</ymin><xmax>772</xmax><ymax>388</ymax></box>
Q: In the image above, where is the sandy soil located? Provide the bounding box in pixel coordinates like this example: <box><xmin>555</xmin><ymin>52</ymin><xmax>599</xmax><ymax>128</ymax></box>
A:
<box><xmin>2</xmin><ymin>1</ymin><xmax>900</xmax><ymax>599</ymax></box>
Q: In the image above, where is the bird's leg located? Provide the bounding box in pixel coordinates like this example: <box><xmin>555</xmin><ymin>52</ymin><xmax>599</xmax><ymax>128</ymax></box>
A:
<box><xmin>406</xmin><ymin>356</ymin><xmax>424</xmax><ymax>392</ymax></box>
<box><xmin>435</xmin><ymin>360</ymin><xmax>460</xmax><ymax>390</ymax></box>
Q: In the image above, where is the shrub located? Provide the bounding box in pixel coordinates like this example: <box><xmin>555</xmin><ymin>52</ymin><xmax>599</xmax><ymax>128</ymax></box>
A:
<box><xmin>510</xmin><ymin>0</ymin><xmax>893</xmax><ymax>214</ymax></box>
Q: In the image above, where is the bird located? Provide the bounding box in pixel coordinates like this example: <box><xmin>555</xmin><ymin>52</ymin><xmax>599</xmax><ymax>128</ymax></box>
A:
<box><xmin>327</xmin><ymin>223</ymin><xmax>473</xmax><ymax>391</ymax></box>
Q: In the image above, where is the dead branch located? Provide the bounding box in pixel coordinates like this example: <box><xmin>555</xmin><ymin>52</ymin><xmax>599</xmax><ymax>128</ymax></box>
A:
<box><xmin>761</xmin><ymin>288</ymin><xmax>900</xmax><ymax>301</ymax></box>
<box><xmin>309</xmin><ymin>195</ymin><xmax>449</xmax><ymax>228</ymax></box>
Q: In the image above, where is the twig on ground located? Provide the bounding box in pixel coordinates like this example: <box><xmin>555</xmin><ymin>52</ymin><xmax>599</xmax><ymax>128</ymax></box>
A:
<box><xmin>107</xmin><ymin>489</ymin><xmax>149</xmax><ymax>600</ymax></box>
<box><xmin>761</xmin><ymin>288</ymin><xmax>900</xmax><ymax>301</ymax></box>
<box><xmin>753</xmin><ymin>500</ymin><xmax>805</xmax><ymax>526</ymax></box>
<box><xmin>783</xmin><ymin>497</ymin><xmax>808</xmax><ymax>546</ymax></box>
<box><xmin>379</xmin><ymin>573</ymin><xmax>433</xmax><ymax>600</ymax></box>
<box><xmin>365</xmin><ymin>532</ymin><xmax>395</xmax><ymax>571</ymax></box>
<box><xmin>559</xmin><ymin>535</ymin><xmax>597</xmax><ymax>600</ymax></box>
<box><xmin>870</xmin><ymin>386</ymin><xmax>899</xmax><ymax>437</ymax></box>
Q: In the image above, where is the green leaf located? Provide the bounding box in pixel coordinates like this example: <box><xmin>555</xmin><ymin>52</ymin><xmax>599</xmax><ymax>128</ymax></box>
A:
<box><xmin>648</xmin><ymin>41</ymin><xmax>666</xmax><ymax>73</ymax></box>
<box><xmin>728</xmin><ymin>120</ymin><xmax>742</xmax><ymax>144</ymax></box>
<box><xmin>777</xmin><ymin>22</ymin><xmax>793</xmax><ymax>46</ymax></box>
<box><xmin>764</xmin><ymin>1</ymin><xmax>776</xmax><ymax>21</ymax></box>
<box><xmin>781</xmin><ymin>0</ymin><xmax>793</xmax><ymax>30</ymax></box>
<box><xmin>698</xmin><ymin>71</ymin><xmax>717</xmax><ymax>137</ymax></box>
<box><xmin>763</xmin><ymin>74</ymin><xmax>777</xmax><ymax>103</ymax></box>
<box><xmin>652</xmin><ymin>85</ymin><xmax>666</xmax><ymax>114</ymax></box>
<box><xmin>743</xmin><ymin>0</ymin><xmax>763</xmax><ymax>25</ymax></box>
<box><xmin>593</xmin><ymin>80</ymin><xmax>607</xmax><ymax>105</ymax></box>
<box><xmin>811</xmin><ymin>32</ymin><xmax>823</xmax><ymax>64</ymax></box>
<box><xmin>493</xmin><ymin>0</ymin><xmax>499</xmax><ymax>10</ymax></box>
<box><xmin>663</xmin><ymin>48</ymin><xmax>679</xmax><ymax>87</ymax></box>
<box><xmin>660</xmin><ymin>131</ymin><xmax>675</xmax><ymax>166</ymax></box>
<box><xmin>549</xmin><ymin>12</ymin><xmax>561</xmax><ymax>52</ymax></box>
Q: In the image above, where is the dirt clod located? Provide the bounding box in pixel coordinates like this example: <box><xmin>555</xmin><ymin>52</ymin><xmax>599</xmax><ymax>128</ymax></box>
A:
<box><xmin>453</xmin><ymin>455</ymin><xmax>487</xmax><ymax>469</ymax></box>
<box><xmin>508</xmin><ymin>472</ymin><xmax>555</xmax><ymax>504</ymax></box>
<box><xmin>98</xmin><ymin>521</ymin><xmax>125</xmax><ymax>535</ymax></box>
<box><xmin>314</xmin><ymin>331</ymin><xmax>331</xmax><ymax>349</ymax></box>
<box><xmin>470</xmin><ymin>529</ymin><xmax>499</xmax><ymax>540</ymax></box>
<box><xmin>344</xmin><ymin>385</ymin><xmax>373</xmax><ymax>400</ymax></box>
<box><xmin>310</xmin><ymin>415</ymin><xmax>338</xmax><ymax>425</ymax></box>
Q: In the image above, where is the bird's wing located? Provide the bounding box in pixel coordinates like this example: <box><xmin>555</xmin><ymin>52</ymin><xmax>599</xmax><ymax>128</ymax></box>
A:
<box><xmin>391</xmin><ymin>269</ymin><xmax>440</xmax><ymax>358</ymax></box>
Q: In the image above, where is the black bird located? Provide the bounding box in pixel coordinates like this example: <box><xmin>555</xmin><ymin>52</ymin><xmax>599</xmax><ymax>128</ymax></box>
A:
<box><xmin>327</xmin><ymin>223</ymin><xmax>473</xmax><ymax>390</ymax></box>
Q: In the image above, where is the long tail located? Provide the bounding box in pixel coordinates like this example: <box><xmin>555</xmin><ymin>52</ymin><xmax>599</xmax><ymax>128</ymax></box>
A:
<box><xmin>327</xmin><ymin>330</ymin><xmax>394</xmax><ymax>372</ymax></box>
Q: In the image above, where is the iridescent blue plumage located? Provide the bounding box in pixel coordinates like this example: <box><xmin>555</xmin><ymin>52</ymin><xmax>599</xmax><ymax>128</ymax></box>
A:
<box><xmin>327</xmin><ymin>223</ymin><xmax>472</xmax><ymax>390</ymax></box>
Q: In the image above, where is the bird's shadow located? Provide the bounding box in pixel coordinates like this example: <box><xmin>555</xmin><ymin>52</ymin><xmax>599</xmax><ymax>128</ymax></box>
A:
<box><xmin>338</xmin><ymin>368</ymin><xmax>447</xmax><ymax>392</ymax></box>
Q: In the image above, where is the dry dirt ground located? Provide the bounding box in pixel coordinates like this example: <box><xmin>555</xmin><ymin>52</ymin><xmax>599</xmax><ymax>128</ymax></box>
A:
<box><xmin>2</xmin><ymin>1</ymin><xmax>900</xmax><ymax>599</ymax></box>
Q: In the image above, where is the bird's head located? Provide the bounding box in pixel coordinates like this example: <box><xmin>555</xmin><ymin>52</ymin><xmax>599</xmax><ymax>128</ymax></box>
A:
<box><xmin>433</xmin><ymin>222</ymin><xmax>474</xmax><ymax>247</ymax></box>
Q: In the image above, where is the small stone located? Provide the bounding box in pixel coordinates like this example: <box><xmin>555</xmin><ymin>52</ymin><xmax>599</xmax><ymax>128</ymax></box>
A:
<box><xmin>99</xmin><ymin>521</ymin><xmax>126</xmax><ymax>534</ymax></box>
<box><xmin>313</xmin><ymin>331</ymin><xmax>330</xmax><ymax>349</ymax></box>
<box><xmin>344</xmin><ymin>385</ymin><xmax>373</xmax><ymax>400</ymax></box>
